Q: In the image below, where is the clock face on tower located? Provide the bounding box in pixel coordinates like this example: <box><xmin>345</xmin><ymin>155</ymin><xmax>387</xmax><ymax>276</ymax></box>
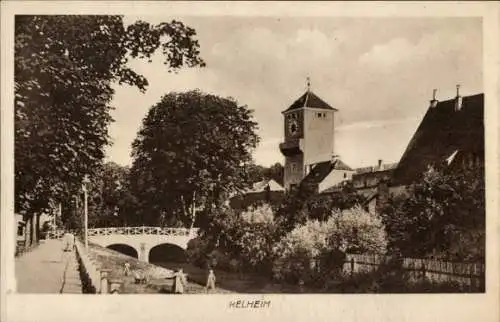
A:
<box><xmin>288</xmin><ymin>119</ymin><xmax>299</xmax><ymax>136</ymax></box>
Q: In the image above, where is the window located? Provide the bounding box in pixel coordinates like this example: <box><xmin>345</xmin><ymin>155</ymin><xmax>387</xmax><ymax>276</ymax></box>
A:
<box><xmin>343</xmin><ymin>173</ymin><xmax>347</xmax><ymax>178</ymax></box>
<box><xmin>317</xmin><ymin>113</ymin><xmax>322</xmax><ymax>118</ymax></box>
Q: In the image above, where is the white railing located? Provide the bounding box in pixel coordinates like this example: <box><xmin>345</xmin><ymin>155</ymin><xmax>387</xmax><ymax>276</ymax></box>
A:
<box><xmin>46</xmin><ymin>227</ymin><xmax>199</xmax><ymax>239</ymax></box>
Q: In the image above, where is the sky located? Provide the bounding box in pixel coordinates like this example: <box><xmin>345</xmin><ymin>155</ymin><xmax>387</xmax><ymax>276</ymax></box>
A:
<box><xmin>105</xmin><ymin>16</ymin><xmax>482</xmax><ymax>169</ymax></box>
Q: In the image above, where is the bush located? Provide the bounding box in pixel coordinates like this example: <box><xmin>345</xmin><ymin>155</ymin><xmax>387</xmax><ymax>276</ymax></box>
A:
<box><xmin>272</xmin><ymin>206</ymin><xmax>388</xmax><ymax>285</ymax></box>
<box><xmin>207</xmin><ymin>248</ymin><xmax>232</xmax><ymax>270</ymax></box>
<box><xmin>381</xmin><ymin>167</ymin><xmax>485</xmax><ymax>261</ymax></box>
<box><xmin>240</xmin><ymin>204</ymin><xmax>275</xmax><ymax>224</ymax></box>
<box><xmin>186</xmin><ymin>237</ymin><xmax>212</xmax><ymax>268</ymax></box>
<box><xmin>326</xmin><ymin>206</ymin><xmax>388</xmax><ymax>254</ymax></box>
<box><xmin>331</xmin><ymin>264</ymin><xmax>472</xmax><ymax>293</ymax></box>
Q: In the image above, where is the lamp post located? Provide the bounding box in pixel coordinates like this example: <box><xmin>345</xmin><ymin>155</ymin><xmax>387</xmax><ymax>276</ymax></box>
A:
<box><xmin>82</xmin><ymin>175</ymin><xmax>90</xmax><ymax>249</ymax></box>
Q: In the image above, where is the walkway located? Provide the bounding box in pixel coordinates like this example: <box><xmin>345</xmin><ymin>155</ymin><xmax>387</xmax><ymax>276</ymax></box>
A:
<box><xmin>15</xmin><ymin>239</ymin><xmax>82</xmax><ymax>293</ymax></box>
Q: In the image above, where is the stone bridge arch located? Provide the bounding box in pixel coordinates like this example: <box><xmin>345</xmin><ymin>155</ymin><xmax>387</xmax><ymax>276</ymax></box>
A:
<box><xmin>86</xmin><ymin>227</ymin><xmax>198</xmax><ymax>263</ymax></box>
<box><xmin>149</xmin><ymin>243</ymin><xmax>187</xmax><ymax>264</ymax></box>
<box><xmin>106</xmin><ymin>243</ymin><xmax>138</xmax><ymax>258</ymax></box>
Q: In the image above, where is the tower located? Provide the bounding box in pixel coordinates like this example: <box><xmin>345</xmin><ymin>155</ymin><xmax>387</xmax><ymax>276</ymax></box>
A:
<box><xmin>279</xmin><ymin>80</ymin><xmax>338</xmax><ymax>190</ymax></box>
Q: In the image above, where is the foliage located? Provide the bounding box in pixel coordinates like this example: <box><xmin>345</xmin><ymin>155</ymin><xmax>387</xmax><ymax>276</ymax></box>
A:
<box><xmin>330</xmin><ymin>264</ymin><xmax>476</xmax><ymax>293</ymax></box>
<box><xmin>272</xmin><ymin>206</ymin><xmax>387</xmax><ymax>284</ymax></box>
<box><xmin>244</xmin><ymin>162</ymin><xmax>284</xmax><ymax>186</ymax></box>
<box><xmin>305</xmin><ymin>183</ymin><xmax>365</xmax><ymax>222</ymax></box>
<box><xmin>188</xmin><ymin>204</ymin><xmax>278</xmax><ymax>273</ymax></box>
<box><xmin>85</xmin><ymin>162</ymin><xmax>134</xmax><ymax>227</ymax></box>
<box><xmin>326</xmin><ymin>206</ymin><xmax>388</xmax><ymax>254</ymax></box>
<box><xmin>186</xmin><ymin>237</ymin><xmax>212</xmax><ymax>268</ymax></box>
<box><xmin>240</xmin><ymin>204</ymin><xmax>275</xmax><ymax>224</ymax></box>
<box><xmin>130</xmin><ymin>90</ymin><xmax>259</xmax><ymax>226</ymax></box>
<box><xmin>381</xmin><ymin>166</ymin><xmax>485</xmax><ymax>262</ymax></box>
<box><xmin>275</xmin><ymin>181</ymin><xmax>364</xmax><ymax>232</ymax></box>
<box><xmin>232</xmin><ymin>222</ymin><xmax>277</xmax><ymax>272</ymax></box>
<box><xmin>15</xmin><ymin>15</ymin><xmax>205</xmax><ymax>243</ymax></box>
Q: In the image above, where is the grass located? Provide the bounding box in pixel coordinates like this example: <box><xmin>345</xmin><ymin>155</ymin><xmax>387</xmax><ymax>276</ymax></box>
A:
<box><xmin>87</xmin><ymin>243</ymin><xmax>232</xmax><ymax>294</ymax></box>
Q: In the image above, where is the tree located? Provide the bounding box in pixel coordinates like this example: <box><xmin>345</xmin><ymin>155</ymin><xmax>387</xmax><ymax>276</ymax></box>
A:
<box><xmin>15</xmin><ymin>15</ymin><xmax>205</xmax><ymax>245</ymax></box>
<box><xmin>130</xmin><ymin>90</ymin><xmax>259</xmax><ymax>227</ymax></box>
<box><xmin>305</xmin><ymin>182</ymin><xmax>365</xmax><ymax>222</ymax></box>
<box><xmin>86</xmin><ymin>162</ymin><xmax>132</xmax><ymax>228</ymax></box>
<box><xmin>263</xmin><ymin>162</ymin><xmax>284</xmax><ymax>186</ymax></box>
<box><xmin>381</xmin><ymin>166</ymin><xmax>485</xmax><ymax>262</ymax></box>
<box><xmin>275</xmin><ymin>181</ymin><xmax>364</xmax><ymax>233</ymax></box>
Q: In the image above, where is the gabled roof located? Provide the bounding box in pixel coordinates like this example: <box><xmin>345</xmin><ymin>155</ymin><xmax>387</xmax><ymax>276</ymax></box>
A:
<box><xmin>300</xmin><ymin>159</ymin><xmax>353</xmax><ymax>189</ymax></box>
<box><xmin>392</xmin><ymin>93</ymin><xmax>484</xmax><ymax>186</ymax></box>
<box><xmin>248</xmin><ymin>179</ymin><xmax>285</xmax><ymax>193</ymax></box>
<box><xmin>355</xmin><ymin>162</ymin><xmax>398</xmax><ymax>175</ymax></box>
<box><xmin>284</xmin><ymin>90</ymin><xmax>338</xmax><ymax>112</ymax></box>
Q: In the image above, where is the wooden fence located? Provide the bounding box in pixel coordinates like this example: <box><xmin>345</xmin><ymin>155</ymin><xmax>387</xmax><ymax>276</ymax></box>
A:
<box><xmin>343</xmin><ymin>253</ymin><xmax>485</xmax><ymax>291</ymax></box>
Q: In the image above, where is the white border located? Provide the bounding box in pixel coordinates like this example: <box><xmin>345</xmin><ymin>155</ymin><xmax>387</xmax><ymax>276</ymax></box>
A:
<box><xmin>1</xmin><ymin>2</ymin><xmax>499</xmax><ymax>322</ymax></box>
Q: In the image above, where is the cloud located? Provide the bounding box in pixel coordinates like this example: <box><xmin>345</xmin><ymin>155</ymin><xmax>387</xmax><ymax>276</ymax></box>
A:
<box><xmin>358</xmin><ymin>38</ymin><xmax>415</xmax><ymax>68</ymax></box>
<box><xmin>358</xmin><ymin>28</ymin><xmax>482</xmax><ymax>72</ymax></box>
<box><xmin>336</xmin><ymin>116</ymin><xmax>417</xmax><ymax>132</ymax></box>
<box><xmin>106</xmin><ymin>17</ymin><xmax>482</xmax><ymax>169</ymax></box>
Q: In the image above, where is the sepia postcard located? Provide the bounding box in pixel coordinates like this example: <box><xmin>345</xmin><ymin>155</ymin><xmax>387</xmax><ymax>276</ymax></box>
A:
<box><xmin>1</xmin><ymin>1</ymin><xmax>499</xmax><ymax>322</ymax></box>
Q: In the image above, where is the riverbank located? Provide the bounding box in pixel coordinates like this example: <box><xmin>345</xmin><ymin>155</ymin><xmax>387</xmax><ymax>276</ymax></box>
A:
<box><xmin>87</xmin><ymin>243</ymin><xmax>233</xmax><ymax>294</ymax></box>
<box><xmin>154</xmin><ymin>262</ymin><xmax>322</xmax><ymax>293</ymax></box>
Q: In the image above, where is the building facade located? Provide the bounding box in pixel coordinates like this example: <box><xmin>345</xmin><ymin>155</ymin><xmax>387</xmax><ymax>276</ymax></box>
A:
<box><xmin>279</xmin><ymin>86</ymin><xmax>338</xmax><ymax>190</ymax></box>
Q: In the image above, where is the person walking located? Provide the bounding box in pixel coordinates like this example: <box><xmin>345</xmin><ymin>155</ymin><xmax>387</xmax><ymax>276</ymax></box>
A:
<box><xmin>205</xmin><ymin>269</ymin><xmax>216</xmax><ymax>293</ymax></box>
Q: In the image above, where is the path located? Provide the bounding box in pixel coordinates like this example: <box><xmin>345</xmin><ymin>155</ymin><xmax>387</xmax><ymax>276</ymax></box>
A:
<box><xmin>15</xmin><ymin>239</ymin><xmax>82</xmax><ymax>293</ymax></box>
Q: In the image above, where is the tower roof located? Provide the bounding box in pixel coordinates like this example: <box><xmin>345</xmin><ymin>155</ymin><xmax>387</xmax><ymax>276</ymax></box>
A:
<box><xmin>284</xmin><ymin>90</ymin><xmax>338</xmax><ymax>112</ymax></box>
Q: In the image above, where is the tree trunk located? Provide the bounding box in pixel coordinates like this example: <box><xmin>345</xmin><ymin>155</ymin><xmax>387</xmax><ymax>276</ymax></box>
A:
<box><xmin>24</xmin><ymin>214</ymin><xmax>32</xmax><ymax>247</ymax></box>
<box><xmin>32</xmin><ymin>213</ymin><xmax>39</xmax><ymax>245</ymax></box>
<box><xmin>28</xmin><ymin>214</ymin><xmax>35</xmax><ymax>247</ymax></box>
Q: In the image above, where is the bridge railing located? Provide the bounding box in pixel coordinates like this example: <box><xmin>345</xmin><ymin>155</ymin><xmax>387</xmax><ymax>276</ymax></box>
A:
<box><xmin>46</xmin><ymin>229</ymin><xmax>74</xmax><ymax>239</ymax></box>
<box><xmin>87</xmin><ymin>226</ymin><xmax>198</xmax><ymax>237</ymax></box>
<box><xmin>46</xmin><ymin>227</ymin><xmax>199</xmax><ymax>239</ymax></box>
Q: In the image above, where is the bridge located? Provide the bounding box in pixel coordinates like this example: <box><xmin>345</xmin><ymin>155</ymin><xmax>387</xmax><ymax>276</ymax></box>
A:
<box><xmin>47</xmin><ymin>226</ymin><xmax>199</xmax><ymax>262</ymax></box>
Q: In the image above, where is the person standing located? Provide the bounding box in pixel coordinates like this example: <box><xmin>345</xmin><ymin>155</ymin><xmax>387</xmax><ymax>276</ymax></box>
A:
<box><xmin>171</xmin><ymin>269</ymin><xmax>187</xmax><ymax>294</ymax></box>
<box><xmin>205</xmin><ymin>269</ymin><xmax>216</xmax><ymax>293</ymax></box>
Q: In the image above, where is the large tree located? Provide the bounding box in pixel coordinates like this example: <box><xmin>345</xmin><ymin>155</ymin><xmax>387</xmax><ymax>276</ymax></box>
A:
<box><xmin>15</xmin><ymin>15</ymin><xmax>205</xmax><ymax>245</ymax></box>
<box><xmin>85</xmin><ymin>162</ymin><xmax>132</xmax><ymax>228</ymax></box>
<box><xmin>130</xmin><ymin>90</ymin><xmax>259</xmax><ymax>227</ymax></box>
<box><xmin>381</xmin><ymin>165</ymin><xmax>485</xmax><ymax>262</ymax></box>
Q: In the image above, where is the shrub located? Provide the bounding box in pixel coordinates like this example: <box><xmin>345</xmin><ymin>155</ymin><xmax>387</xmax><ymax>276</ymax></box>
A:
<box><xmin>207</xmin><ymin>248</ymin><xmax>232</xmax><ymax>270</ymax></box>
<box><xmin>272</xmin><ymin>206</ymin><xmax>388</xmax><ymax>285</ymax></box>
<box><xmin>186</xmin><ymin>236</ymin><xmax>212</xmax><ymax>268</ymax></box>
<box><xmin>381</xmin><ymin>167</ymin><xmax>485</xmax><ymax>261</ymax></box>
<box><xmin>326</xmin><ymin>205</ymin><xmax>388</xmax><ymax>254</ymax></box>
<box><xmin>240</xmin><ymin>204</ymin><xmax>275</xmax><ymax>224</ymax></box>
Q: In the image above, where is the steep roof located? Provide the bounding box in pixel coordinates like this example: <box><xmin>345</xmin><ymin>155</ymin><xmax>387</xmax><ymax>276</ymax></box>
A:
<box><xmin>300</xmin><ymin>159</ymin><xmax>353</xmax><ymax>189</ymax></box>
<box><xmin>247</xmin><ymin>179</ymin><xmax>285</xmax><ymax>193</ymax></box>
<box><xmin>284</xmin><ymin>90</ymin><xmax>338</xmax><ymax>112</ymax></box>
<box><xmin>392</xmin><ymin>93</ymin><xmax>484</xmax><ymax>186</ymax></box>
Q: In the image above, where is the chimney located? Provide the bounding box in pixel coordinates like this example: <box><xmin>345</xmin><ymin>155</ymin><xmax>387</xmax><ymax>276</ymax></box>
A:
<box><xmin>430</xmin><ymin>89</ymin><xmax>438</xmax><ymax>108</ymax></box>
<box><xmin>330</xmin><ymin>154</ymin><xmax>340</xmax><ymax>166</ymax></box>
<box><xmin>377</xmin><ymin>159</ymin><xmax>383</xmax><ymax>170</ymax></box>
<box><xmin>455</xmin><ymin>84</ymin><xmax>463</xmax><ymax>111</ymax></box>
